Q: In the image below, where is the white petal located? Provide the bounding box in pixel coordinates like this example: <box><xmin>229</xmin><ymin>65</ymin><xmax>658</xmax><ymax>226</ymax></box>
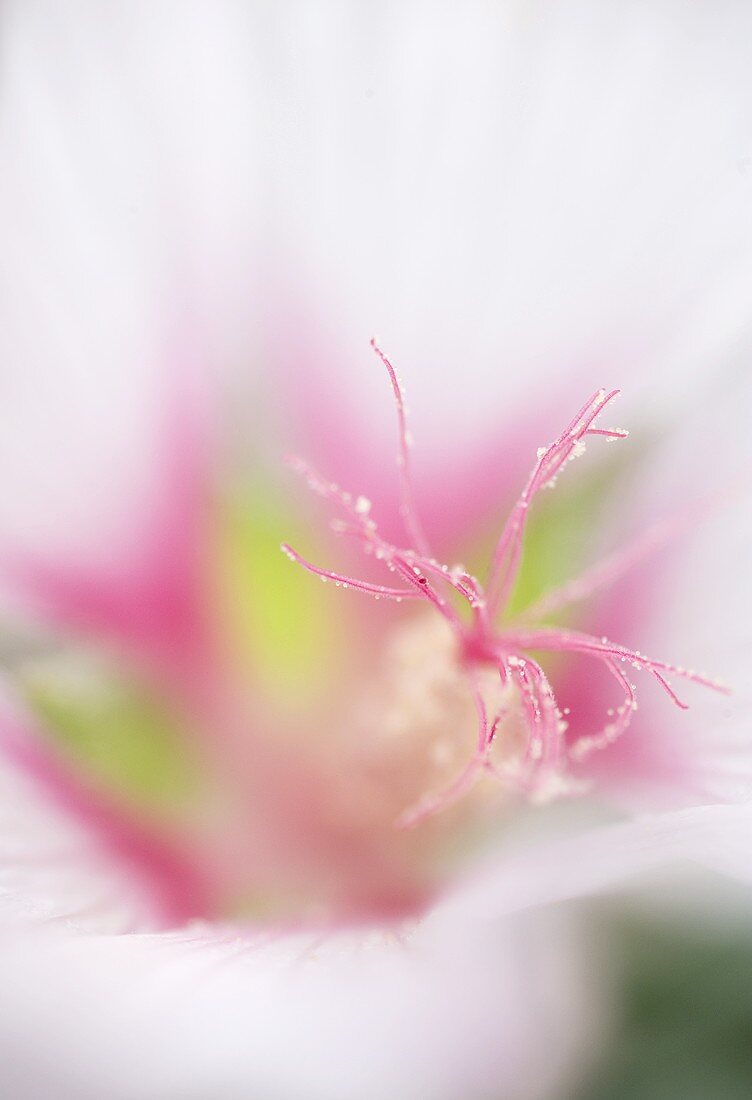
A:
<box><xmin>0</xmin><ymin>750</ymin><xmax>154</xmax><ymax>934</ymax></box>
<box><xmin>429</xmin><ymin>802</ymin><xmax>752</xmax><ymax>928</ymax></box>
<box><xmin>2</xmin><ymin>1</ymin><xmax>751</xmax><ymax>472</ymax></box>
<box><xmin>0</xmin><ymin>907</ymin><xmax>600</xmax><ymax>1100</ymax></box>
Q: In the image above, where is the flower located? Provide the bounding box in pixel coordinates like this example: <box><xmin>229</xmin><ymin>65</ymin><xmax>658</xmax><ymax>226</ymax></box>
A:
<box><xmin>2</xmin><ymin>3</ymin><xmax>752</xmax><ymax>1098</ymax></box>
<box><xmin>0</xmin><ymin>336</ymin><xmax>744</xmax><ymax>1100</ymax></box>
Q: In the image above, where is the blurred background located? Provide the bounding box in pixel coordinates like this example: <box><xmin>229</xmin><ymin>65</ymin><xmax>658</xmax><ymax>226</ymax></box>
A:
<box><xmin>1</xmin><ymin>3</ymin><xmax>752</xmax><ymax>1098</ymax></box>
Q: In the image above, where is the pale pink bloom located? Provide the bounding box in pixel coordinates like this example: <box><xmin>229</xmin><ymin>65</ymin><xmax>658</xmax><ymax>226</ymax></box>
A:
<box><xmin>1</xmin><ymin>3</ymin><xmax>752</xmax><ymax>1099</ymax></box>
<box><xmin>0</xmin><ymin>339</ymin><xmax>748</xmax><ymax>1100</ymax></box>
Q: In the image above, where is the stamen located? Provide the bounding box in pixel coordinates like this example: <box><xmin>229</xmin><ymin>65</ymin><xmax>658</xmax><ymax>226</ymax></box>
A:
<box><xmin>569</xmin><ymin>658</ymin><xmax>637</xmax><ymax>761</ymax></box>
<box><xmin>486</xmin><ymin>388</ymin><xmax>625</xmax><ymax>618</ymax></box>
<box><xmin>585</xmin><ymin>427</ymin><xmax>630</xmax><ymax>439</ymax></box>
<box><xmin>395</xmin><ymin>756</ymin><xmax>484</xmax><ymax>830</ymax></box>
<box><xmin>280</xmin><ymin>543</ymin><xmax>420</xmax><ymax>602</ymax></box>
<box><xmin>283</xmin><ymin>345</ymin><xmax>727</xmax><ymax>829</ymax></box>
<box><xmin>651</xmin><ymin>670</ymin><xmax>690</xmax><ymax>710</ymax></box>
<box><xmin>504</xmin><ymin>654</ymin><xmax>564</xmax><ymax>773</ymax></box>
<box><xmin>370</xmin><ymin>339</ymin><xmax>432</xmax><ymax>559</ymax></box>
<box><xmin>501</xmin><ymin>627</ymin><xmax>727</xmax><ymax>763</ymax></box>
<box><xmin>501</xmin><ymin>627</ymin><xmax>730</xmax><ymax>698</ymax></box>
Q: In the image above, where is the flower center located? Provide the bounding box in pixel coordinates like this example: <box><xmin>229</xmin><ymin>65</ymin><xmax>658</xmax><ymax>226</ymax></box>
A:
<box><xmin>5</xmin><ymin>341</ymin><xmax>727</xmax><ymax>931</ymax></box>
<box><xmin>357</xmin><ymin>614</ymin><xmax>525</xmax><ymax>819</ymax></box>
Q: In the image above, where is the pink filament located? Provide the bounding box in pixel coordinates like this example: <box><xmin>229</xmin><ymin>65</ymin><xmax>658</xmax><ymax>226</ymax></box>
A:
<box><xmin>486</xmin><ymin>388</ymin><xmax>625</xmax><ymax>619</ymax></box>
<box><xmin>501</xmin><ymin>626</ymin><xmax>728</xmax><ymax>696</ymax></box>
<box><xmin>505</xmin><ymin>655</ymin><xmax>563</xmax><ymax>772</ymax></box>
<box><xmin>369</xmin><ymin>339</ymin><xmax>432</xmax><ymax>559</ymax></box>
<box><xmin>280</xmin><ymin>543</ymin><xmax>420</xmax><ymax>602</ymax></box>
<box><xmin>283</xmin><ymin>348</ymin><xmax>728</xmax><ymax>827</ymax></box>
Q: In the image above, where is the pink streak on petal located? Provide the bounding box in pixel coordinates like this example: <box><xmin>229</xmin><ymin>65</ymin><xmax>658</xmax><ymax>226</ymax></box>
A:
<box><xmin>0</xmin><ymin>366</ymin><xmax>215</xmax><ymax>680</ymax></box>
<box><xmin>0</xmin><ymin>708</ymin><xmax>217</xmax><ymax>928</ymax></box>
